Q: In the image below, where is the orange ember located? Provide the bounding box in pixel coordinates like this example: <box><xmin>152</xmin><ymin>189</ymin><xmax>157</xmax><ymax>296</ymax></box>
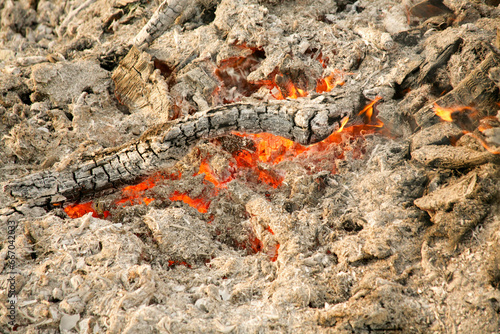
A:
<box><xmin>169</xmin><ymin>191</ymin><xmax>211</xmax><ymax>213</ymax></box>
<box><xmin>65</xmin><ymin>98</ymin><xmax>385</xmax><ymax>220</ymax></box>
<box><xmin>227</xmin><ymin>97</ymin><xmax>383</xmax><ymax>178</ymax></box>
<box><xmin>64</xmin><ymin>202</ymin><xmax>100</xmax><ymax>219</ymax></box>
<box><xmin>248</xmin><ymin>234</ymin><xmax>263</xmax><ymax>253</ymax></box>
<box><xmin>168</xmin><ymin>260</ymin><xmax>191</xmax><ymax>268</ymax></box>
<box><xmin>196</xmin><ymin>159</ymin><xmax>221</xmax><ymax>187</ymax></box>
<box><xmin>116</xmin><ymin>172</ymin><xmax>181</xmax><ymax>206</ymax></box>
<box><xmin>213</xmin><ymin>44</ymin><xmax>348</xmax><ymax>102</ymax></box>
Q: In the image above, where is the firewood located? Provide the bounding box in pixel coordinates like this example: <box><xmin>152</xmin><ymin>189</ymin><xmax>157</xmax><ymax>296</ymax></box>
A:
<box><xmin>3</xmin><ymin>98</ymin><xmax>353</xmax><ymax>203</ymax></box>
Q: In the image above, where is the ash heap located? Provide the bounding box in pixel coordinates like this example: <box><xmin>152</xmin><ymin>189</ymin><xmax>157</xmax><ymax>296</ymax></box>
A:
<box><xmin>1</xmin><ymin>0</ymin><xmax>500</xmax><ymax>333</ymax></box>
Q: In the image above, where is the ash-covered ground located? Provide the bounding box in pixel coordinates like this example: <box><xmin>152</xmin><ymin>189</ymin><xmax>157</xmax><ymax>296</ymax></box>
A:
<box><xmin>1</xmin><ymin>0</ymin><xmax>500</xmax><ymax>333</ymax></box>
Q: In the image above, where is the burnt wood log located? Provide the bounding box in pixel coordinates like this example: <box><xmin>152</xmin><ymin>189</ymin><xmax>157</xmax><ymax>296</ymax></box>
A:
<box><xmin>397</xmin><ymin>36</ymin><xmax>462</xmax><ymax>91</ymax></box>
<box><xmin>3</xmin><ymin>98</ymin><xmax>353</xmax><ymax>203</ymax></box>
<box><xmin>414</xmin><ymin>51</ymin><xmax>500</xmax><ymax>129</ymax></box>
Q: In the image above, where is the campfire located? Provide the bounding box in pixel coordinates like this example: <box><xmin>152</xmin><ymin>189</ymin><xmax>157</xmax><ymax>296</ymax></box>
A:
<box><xmin>1</xmin><ymin>0</ymin><xmax>500</xmax><ymax>333</ymax></box>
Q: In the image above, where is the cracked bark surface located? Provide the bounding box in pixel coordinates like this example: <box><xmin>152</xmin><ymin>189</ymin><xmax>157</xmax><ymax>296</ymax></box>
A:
<box><xmin>4</xmin><ymin>97</ymin><xmax>355</xmax><ymax>204</ymax></box>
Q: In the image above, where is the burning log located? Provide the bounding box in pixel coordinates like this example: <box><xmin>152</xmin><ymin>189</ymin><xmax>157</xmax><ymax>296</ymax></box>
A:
<box><xmin>414</xmin><ymin>51</ymin><xmax>500</xmax><ymax>129</ymax></box>
<box><xmin>4</xmin><ymin>97</ymin><xmax>355</xmax><ymax>204</ymax></box>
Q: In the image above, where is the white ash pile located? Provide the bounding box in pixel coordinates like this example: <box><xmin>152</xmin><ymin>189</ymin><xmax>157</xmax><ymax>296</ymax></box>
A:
<box><xmin>1</xmin><ymin>0</ymin><xmax>500</xmax><ymax>333</ymax></box>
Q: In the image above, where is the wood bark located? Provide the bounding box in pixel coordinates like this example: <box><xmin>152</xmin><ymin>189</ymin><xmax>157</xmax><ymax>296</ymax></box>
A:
<box><xmin>4</xmin><ymin>98</ymin><xmax>352</xmax><ymax>203</ymax></box>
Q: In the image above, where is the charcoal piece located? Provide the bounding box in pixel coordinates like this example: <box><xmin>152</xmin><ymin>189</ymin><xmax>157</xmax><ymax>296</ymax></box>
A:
<box><xmin>112</xmin><ymin>46</ymin><xmax>171</xmax><ymax>116</ymax></box>
<box><xmin>398</xmin><ymin>36</ymin><xmax>462</xmax><ymax>92</ymax></box>
<box><xmin>131</xmin><ymin>0</ymin><xmax>220</xmax><ymax>48</ymax></box>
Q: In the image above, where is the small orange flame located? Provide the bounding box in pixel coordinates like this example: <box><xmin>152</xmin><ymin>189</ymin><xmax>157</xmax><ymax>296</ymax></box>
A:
<box><xmin>358</xmin><ymin>96</ymin><xmax>383</xmax><ymax>126</ymax></box>
<box><xmin>465</xmin><ymin>132</ymin><xmax>500</xmax><ymax>155</ymax></box>
<box><xmin>433</xmin><ymin>103</ymin><xmax>478</xmax><ymax>122</ymax></box>
<box><xmin>337</xmin><ymin>116</ymin><xmax>349</xmax><ymax>133</ymax></box>
<box><xmin>316</xmin><ymin>69</ymin><xmax>349</xmax><ymax>94</ymax></box>
<box><xmin>434</xmin><ymin>103</ymin><xmax>500</xmax><ymax>154</ymax></box>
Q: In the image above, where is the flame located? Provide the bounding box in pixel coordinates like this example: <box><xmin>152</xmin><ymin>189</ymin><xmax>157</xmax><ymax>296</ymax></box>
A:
<box><xmin>433</xmin><ymin>103</ymin><xmax>478</xmax><ymax>123</ymax></box>
<box><xmin>316</xmin><ymin>69</ymin><xmax>349</xmax><ymax>94</ymax></box>
<box><xmin>465</xmin><ymin>132</ymin><xmax>500</xmax><ymax>154</ymax></box>
<box><xmin>433</xmin><ymin>103</ymin><xmax>500</xmax><ymax>154</ymax></box>
<box><xmin>359</xmin><ymin>96</ymin><xmax>383</xmax><ymax>126</ymax></box>
<box><xmin>337</xmin><ymin>116</ymin><xmax>349</xmax><ymax>133</ymax></box>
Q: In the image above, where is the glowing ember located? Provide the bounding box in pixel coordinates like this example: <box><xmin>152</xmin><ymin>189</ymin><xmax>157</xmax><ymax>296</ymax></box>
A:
<box><xmin>248</xmin><ymin>234</ymin><xmax>263</xmax><ymax>253</ymax></box>
<box><xmin>213</xmin><ymin>44</ymin><xmax>348</xmax><ymax>102</ymax></box>
<box><xmin>116</xmin><ymin>172</ymin><xmax>181</xmax><ymax>206</ymax></box>
<box><xmin>168</xmin><ymin>260</ymin><xmax>191</xmax><ymax>268</ymax></box>
<box><xmin>169</xmin><ymin>191</ymin><xmax>211</xmax><ymax>213</ymax></box>
<box><xmin>64</xmin><ymin>202</ymin><xmax>101</xmax><ymax>219</ymax></box>
<box><xmin>64</xmin><ymin>98</ymin><xmax>385</xmax><ymax>220</ymax></box>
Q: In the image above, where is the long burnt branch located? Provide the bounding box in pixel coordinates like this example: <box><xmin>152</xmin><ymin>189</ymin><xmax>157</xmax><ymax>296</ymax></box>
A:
<box><xmin>4</xmin><ymin>97</ymin><xmax>354</xmax><ymax>204</ymax></box>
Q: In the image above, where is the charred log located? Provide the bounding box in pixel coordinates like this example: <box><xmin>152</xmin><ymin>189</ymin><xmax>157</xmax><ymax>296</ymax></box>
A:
<box><xmin>4</xmin><ymin>97</ymin><xmax>354</xmax><ymax>203</ymax></box>
<box><xmin>414</xmin><ymin>51</ymin><xmax>500</xmax><ymax>129</ymax></box>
